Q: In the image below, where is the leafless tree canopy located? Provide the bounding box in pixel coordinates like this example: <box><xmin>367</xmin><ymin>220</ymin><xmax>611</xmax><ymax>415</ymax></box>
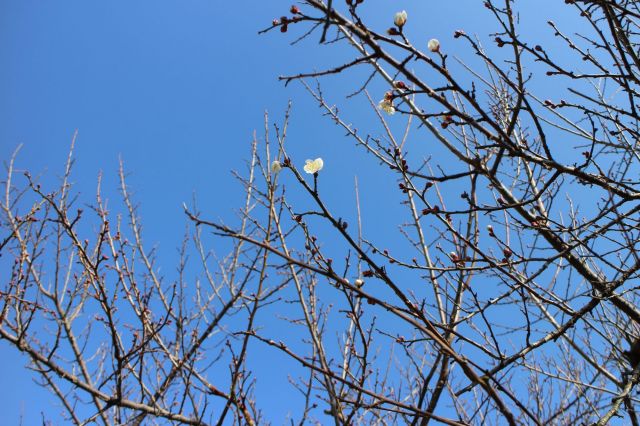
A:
<box><xmin>4</xmin><ymin>1</ymin><xmax>640</xmax><ymax>424</ymax></box>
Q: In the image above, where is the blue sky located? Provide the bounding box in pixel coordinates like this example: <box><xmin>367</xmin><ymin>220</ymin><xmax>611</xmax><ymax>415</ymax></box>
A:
<box><xmin>0</xmin><ymin>1</ymin><xmax>586</xmax><ymax>424</ymax></box>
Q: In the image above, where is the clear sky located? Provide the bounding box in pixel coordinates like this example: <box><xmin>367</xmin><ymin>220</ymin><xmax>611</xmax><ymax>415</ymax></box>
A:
<box><xmin>0</xmin><ymin>1</ymin><xmax>582</xmax><ymax>424</ymax></box>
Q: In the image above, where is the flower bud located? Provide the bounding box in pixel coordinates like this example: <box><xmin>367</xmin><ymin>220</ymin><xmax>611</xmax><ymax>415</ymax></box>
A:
<box><xmin>394</xmin><ymin>80</ymin><xmax>407</xmax><ymax>89</ymax></box>
<box><xmin>428</xmin><ymin>38</ymin><xmax>440</xmax><ymax>52</ymax></box>
<box><xmin>394</xmin><ymin>10</ymin><xmax>407</xmax><ymax>27</ymax></box>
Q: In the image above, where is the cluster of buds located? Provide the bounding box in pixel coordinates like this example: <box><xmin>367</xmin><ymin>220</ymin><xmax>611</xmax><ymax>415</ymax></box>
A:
<box><xmin>398</xmin><ymin>158</ymin><xmax>409</xmax><ymax>172</ymax></box>
<box><xmin>273</xmin><ymin>16</ymin><xmax>290</xmax><ymax>33</ymax></box>
<box><xmin>398</xmin><ymin>181</ymin><xmax>411</xmax><ymax>193</ymax></box>
<box><xmin>441</xmin><ymin>114</ymin><xmax>454</xmax><ymax>128</ymax></box>
<box><xmin>421</xmin><ymin>205</ymin><xmax>440</xmax><ymax>215</ymax></box>
<box><xmin>393</xmin><ymin>80</ymin><xmax>407</xmax><ymax>90</ymax></box>
<box><xmin>380</xmin><ymin>82</ymin><xmax>410</xmax><ymax>118</ymax></box>
<box><xmin>273</xmin><ymin>6</ymin><xmax>301</xmax><ymax>33</ymax></box>
<box><xmin>391</xmin><ymin>147</ymin><xmax>409</xmax><ymax>171</ymax></box>
<box><xmin>502</xmin><ymin>247</ymin><xmax>513</xmax><ymax>261</ymax></box>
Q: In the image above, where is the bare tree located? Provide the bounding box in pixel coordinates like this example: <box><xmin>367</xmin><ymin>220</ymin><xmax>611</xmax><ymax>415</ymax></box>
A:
<box><xmin>4</xmin><ymin>1</ymin><xmax>640</xmax><ymax>424</ymax></box>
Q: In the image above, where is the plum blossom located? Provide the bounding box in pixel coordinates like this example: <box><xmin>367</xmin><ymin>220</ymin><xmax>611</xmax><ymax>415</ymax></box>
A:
<box><xmin>378</xmin><ymin>99</ymin><xmax>396</xmax><ymax>115</ymax></box>
<box><xmin>303</xmin><ymin>158</ymin><xmax>324</xmax><ymax>174</ymax></box>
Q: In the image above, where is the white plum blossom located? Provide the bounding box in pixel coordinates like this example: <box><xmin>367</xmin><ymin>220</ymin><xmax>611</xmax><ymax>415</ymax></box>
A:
<box><xmin>394</xmin><ymin>10</ymin><xmax>407</xmax><ymax>27</ymax></box>
<box><xmin>428</xmin><ymin>38</ymin><xmax>440</xmax><ymax>52</ymax></box>
<box><xmin>378</xmin><ymin>99</ymin><xmax>396</xmax><ymax>115</ymax></box>
<box><xmin>354</xmin><ymin>278</ymin><xmax>365</xmax><ymax>288</ymax></box>
<box><xmin>303</xmin><ymin>158</ymin><xmax>324</xmax><ymax>174</ymax></box>
<box><xmin>271</xmin><ymin>160</ymin><xmax>283</xmax><ymax>173</ymax></box>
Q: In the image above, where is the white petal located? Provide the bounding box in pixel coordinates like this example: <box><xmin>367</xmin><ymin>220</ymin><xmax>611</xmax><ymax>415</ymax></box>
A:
<box><xmin>303</xmin><ymin>159</ymin><xmax>313</xmax><ymax>173</ymax></box>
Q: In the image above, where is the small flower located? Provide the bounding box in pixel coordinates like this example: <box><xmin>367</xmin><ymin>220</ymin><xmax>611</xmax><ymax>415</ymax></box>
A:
<box><xmin>394</xmin><ymin>10</ymin><xmax>407</xmax><ymax>27</ymax></box>
<box><xmin>354</xmin><ymin>278</ymin><xmax>365</xmax><ymax>288</ymax></box>
<box><xmin>428</xmin><ymin>38</ymin><xmax>440</xmax><ymax>52</ymax></box>
<box><xmin>378</xmin><ymin>99</ymin><xmax>396</xmax><ymax>115</ymax></box>
<box><xmin>303</xmin><ymin>158</ymin><xmax>324</xmax><ymax>174</ymax></box>
<box><xmin>271</xmin><ymin>160</ymin><xmax>283</xmax><ymax>173</ymax></box>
